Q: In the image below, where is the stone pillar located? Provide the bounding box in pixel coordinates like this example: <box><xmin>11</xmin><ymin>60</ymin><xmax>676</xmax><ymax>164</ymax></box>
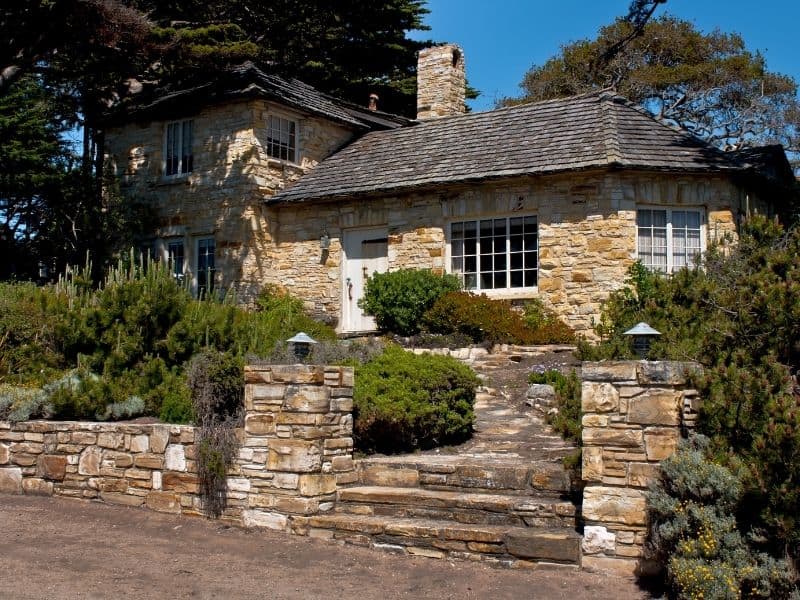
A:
<box><xmin>240</xmin><ymin>364</ymin><xmax>354</xmax><ymax>532</ymax></box>
<box><xmin>580</xmin><ymin>360</ymin><xmax>700</xmax><ymax>575</ymax></box>
<box><xmin>416</xmin><ymin>44</ymin><xmax>466</xmax><ymax>120</ymax></box>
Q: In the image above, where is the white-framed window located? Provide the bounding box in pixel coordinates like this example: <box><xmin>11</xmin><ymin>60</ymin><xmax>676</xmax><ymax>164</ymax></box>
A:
<box><xmin>167</xmin><ymin>240</ymin><xmax>185</xmax><ymax>282</ymax></box>
<box><xmin>637</xmin><ymin>207</ymin><xmax>704</xmax><ymax>273</ymax></box>
<box><xmin>196</xmin><ymin>237</ymin><xmax>215</xmax><ymax>296</ymax></box>
<box><xmin>164</xmin><ymin>120</ymin><xmax>193</xmax><ymax>176</ymax></box>
<box><xmin>266</xmin><ymin>115</ymin><xmax>297</xmax><ymax>162</ymax></box>
<box><xmin>450</xmin><ymin>215</ymin><xmax>538</xmax><ymax>291</ymax></box>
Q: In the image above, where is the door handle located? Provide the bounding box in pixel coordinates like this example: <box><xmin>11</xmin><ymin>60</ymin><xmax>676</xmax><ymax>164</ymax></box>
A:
<box><xmin>346</xmin><ymin>277</ymin><xmax>353</xmax><ymax>300</ymax></box>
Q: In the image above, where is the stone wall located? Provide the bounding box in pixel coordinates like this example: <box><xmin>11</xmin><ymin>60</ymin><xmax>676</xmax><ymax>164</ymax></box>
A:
<box><xmin>265</xmin><ymin>170</ymin><xmax>756</xmax><ymax>336</ymax></box>
<box><xmin>0</xmin><ymin>364</ymin><xmax>355</xmax><ymax>531</ymax></box>
<box><xmin>580</xmin><ymin>360</ymin><xmax>700</xmax><ymax>576</ymax></box>
<box><xmin>105</xmin><ymin>99</ymin><xmax>356</xmax><ymax>301</ymax></box>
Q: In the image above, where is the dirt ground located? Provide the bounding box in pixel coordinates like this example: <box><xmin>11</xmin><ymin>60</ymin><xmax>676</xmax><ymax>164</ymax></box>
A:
<box><xmin>0</xmin><ymin>495</ymin><xmax>650</xmax><ymax>600</ymax></box>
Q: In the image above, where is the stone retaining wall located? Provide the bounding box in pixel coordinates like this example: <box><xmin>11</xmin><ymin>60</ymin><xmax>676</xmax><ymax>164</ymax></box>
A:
<box><xmin>580</xmin><ymin>360</ymin><xmax>700</xmax><ymax>576</ymax></box>
<box><xmin>0</xmin><ymin>364</ymin><xmax>355</xmax><ymax>531</ymax></box>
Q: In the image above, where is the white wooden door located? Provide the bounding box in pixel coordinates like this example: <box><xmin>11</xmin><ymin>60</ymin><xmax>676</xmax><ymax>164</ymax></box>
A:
<box><xmin>341</xmin><ymin>228</ymin><xmax>388</xmax><ymax>332</ymax></box>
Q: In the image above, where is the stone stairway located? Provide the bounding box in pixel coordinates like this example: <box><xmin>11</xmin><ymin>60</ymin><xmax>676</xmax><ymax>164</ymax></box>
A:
<box><xmin>301</xmin><ymin>345</ymin><xmax>583</xmax><ymax>568</ymax></box>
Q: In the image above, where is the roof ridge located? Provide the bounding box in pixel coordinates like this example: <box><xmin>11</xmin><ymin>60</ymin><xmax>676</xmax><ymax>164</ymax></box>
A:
<box><xmin>599</xmin><ymin>95</ymin><xmax>622</xmax><ymax>164</ymax></box>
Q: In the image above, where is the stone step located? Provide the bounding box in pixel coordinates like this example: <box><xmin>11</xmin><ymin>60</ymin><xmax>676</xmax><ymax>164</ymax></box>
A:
<box><xmin>356</xmin><ymin>456</ymin><xmax>574</xmax><ymax>494</ymax></box>
<box><xmin>297</xmin><ymin>513</ymin><xmax>581</xmax><ymax>566</ymax></box>
<box><xmin>336</xmin><ymin>485</ymin><xmax>576</xmax><ymax>528</ymax></box>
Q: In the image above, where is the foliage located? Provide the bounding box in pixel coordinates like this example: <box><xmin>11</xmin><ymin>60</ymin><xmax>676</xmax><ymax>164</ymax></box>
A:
<box><xmin>188</xmin><ymin>350</ymin><xmax>243</xmax><ymax>518</ymax></box>
<box><xmin>647</xmin><ymin>436</ymin><xmax>797</xmax><ymax>599</ymax></box>
<box><xmin>254</xmin><ymin>338</ymin><xmax>386</xmax><ymax>367</ymax></box>
<box><xmin>584</xmin><ymin>216</ymin><xmax>800</xmax><ymax>566</ymax></box>
<box><xmin>507</xmin><ymin>14</ymin><xmax>800</xmax><ymax>165</ymax></box>
<box><xmin>528</xmin><ymin>369</ymin><xmax>582</xmax><ymax>443</ymax></box>
<box><xmin>353</xmin><ymin>344</ymin><xmax>479</xmax><ymax>454</ymax></box>
<box><xmin>359</xmin><ymin>269</ymin><xmax>461</xmax><ymax>336</ymax></box>
<box><xmin>422</xmin><ymin>291</ymin><xmax>575</xmax><ymax>345</ymax></box>
<box><xmin>0</xmin><ymin>253</ymin><xmax>334</xmax><ymax>422</ymax></box>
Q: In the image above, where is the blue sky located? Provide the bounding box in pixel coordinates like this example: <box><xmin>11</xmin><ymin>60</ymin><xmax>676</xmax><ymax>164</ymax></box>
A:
<box><xmin>410</xmin><ymin>0</ymin><xmax>800</xmax><ymax>111</ymax></box>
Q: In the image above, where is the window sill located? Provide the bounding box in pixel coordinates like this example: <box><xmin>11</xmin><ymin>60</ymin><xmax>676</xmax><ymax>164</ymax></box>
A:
<box><xmin>464</xmin><ymin>287</ymin><xmax>539</xmax><ymax>299</ymax></box>
<box><xmin>266</xmin><ymin>157</ymin><xmax>302</xmax><ymax>170</ymax></box>
<box><xmin>156</xmin><ymin>174</ymin><xmax>192</xmax><ymax>186</ymax></box>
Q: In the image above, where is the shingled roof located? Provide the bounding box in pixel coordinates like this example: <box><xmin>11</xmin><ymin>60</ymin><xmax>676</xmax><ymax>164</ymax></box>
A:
<box><xmin>105</xmin><ymin>62</ymin><xmax>410</xmax><ymax>131</ymax></box>
<box><xmin>268</xmin><ymin>91</ymin><xmax>766</xmax><ymax>205</ymax></box>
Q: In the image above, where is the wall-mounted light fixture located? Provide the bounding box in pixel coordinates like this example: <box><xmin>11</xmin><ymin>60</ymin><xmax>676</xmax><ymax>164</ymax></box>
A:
<box><xmin>623</xmin><ymin>322</ymin><xmax>661</xmax><ymax>359</ymax></box>
<box><xmin>320</xmin><ymin>229</ymin><xmax>331</xmax><ymax>251</ymax></box>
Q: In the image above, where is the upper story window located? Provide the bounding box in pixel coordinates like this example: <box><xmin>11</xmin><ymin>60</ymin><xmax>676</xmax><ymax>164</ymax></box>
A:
<box><xmin>165</xmin><ymin>120</ymin><xmax>193</xmax><ymax>176</ymax></box>
<box><xmin>637</xmin><ymin>207</ymin><xmax>704</xmax><ymax>273</ymax></box>
<box><xmin>266</xmin><ymin>115</ymin><xmax>297</xmax><ymax>162</ymax></box>
<box><xmin>450</xmin><ymin>216</ymin><xmax>538</xmax><ymax>291</ymax></box>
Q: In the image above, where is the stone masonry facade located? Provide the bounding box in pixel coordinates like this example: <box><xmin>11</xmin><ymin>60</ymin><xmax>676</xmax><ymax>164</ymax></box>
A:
<box><xmin>0</xmin><ymin>364</ymin><xmax>355</xmax><ymax>531</ymax></box>
<box><xmin>580</xmin><ymin>360</ymin><xmax>700</xmax><ymax>576</ymax></box>
<box><xmin>265</xmin><ymin>170</ymin><xmax>759</xmax><ymax>336</ymax></box>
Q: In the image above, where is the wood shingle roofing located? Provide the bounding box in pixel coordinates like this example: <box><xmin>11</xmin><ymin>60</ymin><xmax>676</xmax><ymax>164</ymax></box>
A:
<box><xmin>268</xmin><ymin>91</ymin><xmax>754</xmax><ymax>205</ymax></box>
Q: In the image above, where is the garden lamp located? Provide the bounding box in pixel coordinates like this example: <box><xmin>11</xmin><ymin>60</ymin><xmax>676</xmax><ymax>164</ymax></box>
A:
<box><xmin>287</xmin><ymin>332</ymin><xmax>318</xmax><ymax>361</ymax></box>
<box><xmin>623</xmin><ymin>322</ymin><xmax>661</xmax><ymax>359</ymax></box>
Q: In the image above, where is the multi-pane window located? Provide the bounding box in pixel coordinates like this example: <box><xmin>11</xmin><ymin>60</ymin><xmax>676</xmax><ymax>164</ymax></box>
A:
<box><xmin>637</xmin><ymin>208</ymin><xmax>703</xmax><ymax>273</ymax></box>
<box><xmin>167</xmin><ymin>241</ymin><xmax>184</xmax><ymax>282</ymax></box>
<box><xmin>197</xmin><ymin>238</ymin><xmax>215</xmax><ymax>296</ymax></box>
<box><xmin>266</xmin><ymin>115</ymin><xmax>297</xmax><ymax>162</ymax></box>
<box><xmin>450</xmin><ymin>216</ymin><xmax>538</xmax><ymax>290</ymax></box>
<box><xmin>165</xmin><ymin>120</ymin><xmax>193</xmax><ymax>176</ymax></box>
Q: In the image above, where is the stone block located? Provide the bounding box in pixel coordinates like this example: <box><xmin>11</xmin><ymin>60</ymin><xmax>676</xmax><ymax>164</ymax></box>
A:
<box><xmin>164</xmin><ymin>444</ymin><xmax>186</xmax><ymax>471</ymax></box>
<box><xmin>249</xmin><ymin>384</ymin><xmax>286</xmax><ymax>403</ymax></box>
<box><xmin>149</xmin><ymin>426</ymin><xmax>171</xmax><ymax>454</ymax></box>
<box><xmin>360</xmin><ymin>465</ymin><xmax>419</xmax><ymax>487</ymax></box>
<box><xmin>245</xmin><ymin>414</ymin><xmax>276</xmax><ymax>435</ymax></box>
<box><xmin>297</xmin><ymin>473</ymin><xmax>337</xmax><ymax>496</ymax></box>
<box><xmin>583</xmin><ymin>486</ymin><xmax>647</xmax><ymax>526</ymax></box>
<box><xmin>581</xmin><ymin>382</ymin><xmax>620</xmax><ymax>413</ymax></box>
<box><xmin>100</xmin><ymin>492</ymin><xmax>144</xmax><ymax>507</ymax></box>
<box><xmin>161</xmin><ymin>472</ymin><xmax>199</xmax><ymax>493</ymax></box>
<box><xmin>98</xmin><ymin>433</ymin><xmax>123</xmax><ymax>449</ymax></box>
<box><xmin>582</xmin><ymin>447</ymin><xmax>603</xmax><ymax>482</ymax></box>
<box><xmin>330</xmin><ymin>398</ymin><xmax>353</xmax><ymax>412</ymax></box>
<box><xmin>636</xmin><ymin>361</ymin><xmax>695</xmax><ymax>385</ymax></box>
<box><xmin>71</xmin><ymin>431</ymin><xmax>97</xmax><ymax>445</ymax></box>
<box><xmin>583</xmin><ymin>427</ymin><xmax>643</xmax><ymax>448</ymax></box>
<box><xmin>581</xmin><ymin>556</ymin><xmax>639</xmax><ymax>577</ymax></box>
<box><xmin>134</xmin><ymin>454</ymin><xmax>164</xmax><ymax>469</ymax></box>
<box><xmin>582</xmin><ymin>526</ymin><xmax>616</xmax><ymax>554</ymax></box>
<box><xmin>644</xmin><ymin>427</ymin><xmax>680</xmax><ymax>461</ymax></box>
<box><xmin>504</xmin><ymin>530</ymin><xmax>580</xmax><ymax>563</ymax></box>
<box><xmin>22</xmin><ymin>478</ymin><xmax>54</xmax><ymax>496</ymax></box>
<box><xmin>267</xmin><ymin>440</ymin><xmax>322</xmax><ymax>473</ymax></box>
<box><xmin>273</xmin><ymin>496</ymin><xmax>319</xmax><ymax>514</ymax></box>
<box><xmin>37</xmin><ymin>454</ymin><xmax>67</xmax><ymax>481</ymax></box>
<box><xmin>628</xmin><ymin>463</ymin><xmax>660</xmax><ymax>488</ymax></box>
<box><xmin>242</xmin><ymin>509</ymin><xmax>288</xmax><ymax>531</ymax></box>
<box><xmin>527</xmin><ymin>384</ymin><xmax>556</xmax><ymax>404</ymax></box>
<box><xmin>582</xmin><ymin>414</ymin><xmax>609</xmax><ymax>427</ymax></box>
<box><xmin>78</xmin><ymin>447</ymin><xmax>102</xmax><ymax>476</ymax></box>
<box><xmin>0</xmin><ymin>467</ymin><xmax>23</xmax><ymax>493</ymax></box>
<box><xmin>283</xmin><ymin>385</ymin><xmax>330</xmax><ymax>413</ymax></box>
<box><xmin>12</xmin><ymin>453</ymin><xmax>37</xmax><ymax>467</ymax></box>
<box><xmin>130</xmin><ymin>435</ymin><xmax>149</xmax><ymax>453</ymax></box>
<box><xmin>627</xmin><ymin>391</ymin><xmax>680</xmax><ymax>425</ymax></box>
<box><xmin>146</xmin><ymin>491</ymin><xmax>181</xmax><ymax>514</ymax></box>
<box><xmin>581</xmin><ymin>362</ymin><xmax>637</xmax><ymax>382</ymax></box>
<box><xmin>0</xmin><ymin>443</ymin><xmax>8</xmax><ymax>464</ymax></box>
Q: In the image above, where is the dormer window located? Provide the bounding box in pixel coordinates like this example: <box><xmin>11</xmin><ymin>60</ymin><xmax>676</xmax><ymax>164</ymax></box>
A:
<box><xmin>266</xmin><ymin>115</ymin><xmax>297</xmax><ymax>162</ymax></box>
<box><xmin>165</xmin><ymin>120</ymin><xmax>193</xmax><ymax>176</ymax></box>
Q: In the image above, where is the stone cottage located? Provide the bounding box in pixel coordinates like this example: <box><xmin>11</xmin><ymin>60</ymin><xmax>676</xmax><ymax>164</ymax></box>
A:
<box><xmin>105</xmin><ymin>45</ymin><xmax>794</xmax><ymax>337</ymax></box>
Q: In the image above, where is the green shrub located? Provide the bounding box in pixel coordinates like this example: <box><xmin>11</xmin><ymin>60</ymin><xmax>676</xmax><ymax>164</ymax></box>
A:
<box><xmin>648</xmin><ymin>436</ymin><xmax>797</xmax><ymax>599</ymax></box>
<box><xmin>422</xmin><ymin>291</ymin><xmax>529</xmax><ymax>344</ymax></box>
<box><xmin>522</xmin><ymin>299</ymin><xmax>576</xmax><ymax>344</ymax></box>
<box><xmin>528</xmin><ymin>369</ymin><xmax>582</xmax><ymax>443</ymax></box>
<box><xmin>353</xmin><ymin>344</ymin><xmax>479</xmax><ymax>454</ymax></box>
<box><xmin>359</xmin><ymin>269</ymin><xmax>461</xmax><ymax>335</ymax></box>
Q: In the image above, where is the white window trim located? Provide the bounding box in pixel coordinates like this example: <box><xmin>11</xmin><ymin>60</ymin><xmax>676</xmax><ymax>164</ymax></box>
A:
<box><xmin>445</xmin><ymin>213</ymin><xmax>539</xmax><ymax>296</ymax></box>
<box><xmin>265</xmin><ymin>108</ymin><xmax>300</xmax><ymax>165</ymax></box>
<box><xmin>635</xmin><ymin>205</ymin><xmax>706</xmax><ymax>273</ymax></box>
<box><xmin>162</xmin><ymin>119</ymin><xmax>194</xmax><ymax>178</ymax></box>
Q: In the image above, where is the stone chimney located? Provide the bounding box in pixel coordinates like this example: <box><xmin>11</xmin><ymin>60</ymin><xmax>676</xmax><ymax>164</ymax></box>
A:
<box><xmin>416</xmin><ymin>44</ymin><xmax>466</xmax><ymax>120</ymax></box>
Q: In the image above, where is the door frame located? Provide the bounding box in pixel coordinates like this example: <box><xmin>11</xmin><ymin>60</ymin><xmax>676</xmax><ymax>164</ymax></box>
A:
<box><xmin>340</xmin><ymin>226</ymin><xmax>389</xmax><ymax>333</ymax></box>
